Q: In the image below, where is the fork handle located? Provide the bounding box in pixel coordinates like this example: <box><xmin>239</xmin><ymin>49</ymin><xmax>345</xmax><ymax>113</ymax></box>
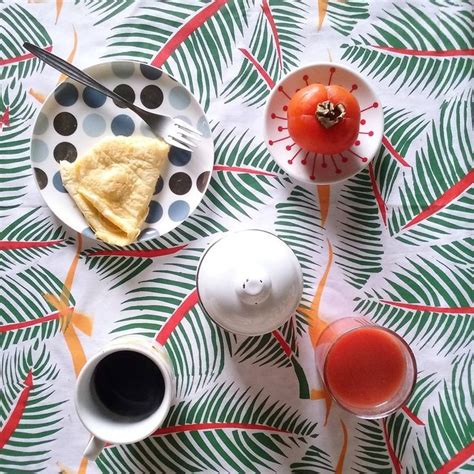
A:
<box><xmin>23</xmin><ymin>42</ymin><xmax>144</xmax><ymax>116</ymax></box>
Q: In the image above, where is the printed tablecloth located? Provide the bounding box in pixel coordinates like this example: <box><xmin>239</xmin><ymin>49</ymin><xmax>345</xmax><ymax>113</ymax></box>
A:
<box><xmin>1</xmin><ymin>1</ymin><xmax>473</xmax><ymax>473</ymax></box>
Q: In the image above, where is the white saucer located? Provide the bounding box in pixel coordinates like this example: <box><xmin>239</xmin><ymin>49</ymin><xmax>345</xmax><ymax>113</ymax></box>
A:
<box><xmin>264</xmin><ymin>62</ymin><xmax>383</xmax><ymax>184</ymax></box>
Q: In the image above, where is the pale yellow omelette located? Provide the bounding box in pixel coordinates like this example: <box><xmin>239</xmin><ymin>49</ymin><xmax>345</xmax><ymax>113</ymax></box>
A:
<box><xmin>60</xmin><ymin>136</ymin><xmax>169</xmax><ymax>246</ymax></box>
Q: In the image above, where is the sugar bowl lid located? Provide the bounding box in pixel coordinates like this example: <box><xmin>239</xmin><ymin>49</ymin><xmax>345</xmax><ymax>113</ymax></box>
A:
<box><xmin>196</xmin><ymin>229</ymin><xmax>303</xmax><ymax>336</ymax></box>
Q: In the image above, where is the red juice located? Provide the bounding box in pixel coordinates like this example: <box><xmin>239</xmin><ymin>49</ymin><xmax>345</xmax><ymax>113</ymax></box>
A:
<box><xmin>324</xmin><ymin>326</ymin><xmax>407</xmax><ymax>409</ymax></box>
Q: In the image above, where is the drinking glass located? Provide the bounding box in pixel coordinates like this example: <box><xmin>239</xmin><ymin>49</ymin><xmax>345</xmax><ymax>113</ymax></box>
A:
<box><xmin>315</xmin><ymin>317</ymin><xmax>417</xmax><ymax>419</ymax></box>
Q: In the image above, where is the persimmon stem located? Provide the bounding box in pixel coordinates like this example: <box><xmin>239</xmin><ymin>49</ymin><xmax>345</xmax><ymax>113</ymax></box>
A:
<box><xmin>316</xmin><ymin>101</ymin><xmax>346</xmax><ymax>129</ymax></box>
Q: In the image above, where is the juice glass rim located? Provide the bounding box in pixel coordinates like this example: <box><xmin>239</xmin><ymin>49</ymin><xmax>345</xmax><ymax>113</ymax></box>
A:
<box><xmin>322</xmin><ymin>320</ymin><xmax>418</xmax><ymax>419</ymax></box>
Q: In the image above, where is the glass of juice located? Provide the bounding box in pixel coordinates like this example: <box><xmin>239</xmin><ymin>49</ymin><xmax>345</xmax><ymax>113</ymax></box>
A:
<box><xmin>315</xmin><ymin>317</ymin><xmax>417</xmax><ymax>418</ymax></box>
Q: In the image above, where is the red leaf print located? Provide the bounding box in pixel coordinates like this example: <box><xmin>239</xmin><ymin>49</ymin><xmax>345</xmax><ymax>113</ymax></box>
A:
<box><xmin>213</xmin><ymin>165</ymin><xmax>277</xmax><ymax>177</ymax></box>
<box><xmin>0</xmin><ymin>46</ymin><xmax>53</xmax><ymax>66</ymax></box>
<box><xmin>155</xmin><ymin>289</ymin><xmax>199</xmax><ymax>345</ymax></box>
<box><xmin>86</xmin><ymin>244</ymin><xmax>187</xmax><ymax>258</ymax></box>
<box><xmin>402</xmin><ymin>169</ymin><xmax>474</xmax><ymax>230</ymax></box>
<box><xmin>383</xmin><ymin>418</ymin><xmax>402</xmax><ymax>474</ymax></box>
<box><xmin>152</xmin><ymin>422</ymin><xmax>290</xmax><ymax>436</ymax></box>
<box><xmin>369</xmin><ymin>163</ymin><xmax>387</xmax><ymax>226</ymax></box>
<box><xmin>382</xmin><ymin>135</ymin><xmax>410</xmax><ymax>167</ymax></box>
<box><xmin>0</xmin><ymin>371</ymin><xmax>34</xmax><ymax>448</ymax></box>
<box><xmin>239</xmin><ymin>47</ymin><xmax>275</xmax><ymax>88</ymax></box>
<box><xmin>434</xmin><ymin>441</ymin><xmax>474</xmax><ymax>474</ymax></box>
<box><xmin>0</xmin><ymin>240</ymin><xmax>64</xmax><ymax>250</ymax></box>
<box><xmin>151</xmin><ymin>0</ymin><xmax>229</xmax><ymax>67</ymax></box>
<box><xmin>261</xmin><ymin>0</ymin><xmax>282</xmax><ymax>68</ymax></box>
<box><xmin>380</xmin><ymin>301</ymin><xmax>474</xmax><ymax>314</ymax></box>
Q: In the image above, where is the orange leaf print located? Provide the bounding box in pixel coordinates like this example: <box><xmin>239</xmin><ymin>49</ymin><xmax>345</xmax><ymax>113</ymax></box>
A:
<box><xmin>311</xmin><ymin>388</ymin><xmax>333</xmax><ymax>425</ymax></box>
<box><xmin>57</xmin><ymin>27</ymin><xmax>78</xmax><ymax>84</ymax></box>
<box><xmin>43</xmin><ymin>234</ymin><xmax>91</xmax><ymax>377</ymax></box>
<box><xmin>28</xmin><ymin>88</ymin><xmax>46</xmax><ymax>103</ymax></box>
<box><xmin>317</xmin><ymin>0</ymin><xmax>328</xmax><ymax>31</ymax></box>
<box><xmin>335</xmin><ymin>419</ymin><xmax>348</xmax><ymax>474</ymax></box>
<box><xmin>317</xmin><ymin>185</ymin><xmax>330</xmax><ymax>228</ymax></box>
<box><xmin>55</xmin><ymin>0</ymin><xmax>63</xmax><ymax>24</ymax></box>
<box><xmin>78</xmin><ymin>458</ymin><xmax>88</xmax><ymax>474</ymax></box>
<box><xmin>298</xmin><ymin>238</ymin><xmax>333</xmax><ymax>347</ymax></box>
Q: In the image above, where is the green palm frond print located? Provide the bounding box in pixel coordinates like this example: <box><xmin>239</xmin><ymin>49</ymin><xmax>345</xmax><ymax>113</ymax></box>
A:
<box><xmin>408</xmin><ymin>352</ymin><xmax>473</xmax><ymax>473</ymax></box>
<box><xmin>223</xmin><ymin>0</ymin><xmax>307</xmax><ymax>107</ymax></box>
<box><xmin>431</xmin><ymin>237</ymin><xmax>473</xmax><ymax>264</ymax></box>
<box><xmin>275</xmin><ymin>185</ymin><xmax>323</xmax><ymax>337</ymax></box>
<box><xmin>341</xmin><ymin>4</ymin><xmax>473</xmax><ymax>97</ymax></box>
<box><xmin>112</xmin><ymin>247</ymin><xmax>231</xmax><ymax>398</ymax></box>
<box><xmin>291</xmin><ymin>444</ymin><xmax>335</xmax><ymax>472</ymax></box>
<box><xmin>75</xmin><ymin>0</ymin><xmax>134</xmax><ymax>26</ymax></box>
<box><xmin>373</xmin><ymin>107</ymin><xmax>428</xmax><ymax>203</ymax></box>
<box><xmin>231</xmin><ymin>315</ymin><xmax>297</xmax><ymax>368</ymax></box>
<box><xmin>82</xmin><ymin>211</ymin><xmax>226</xmax><ymax>289</ymax></box>
<box><xmin>1</xmin><ymin>266</ymin><xmax>75</xmax><ymax>350</ymax></box>
<box><xmin>0</xmin><ymin>344</ymin><xmax>65</xmax><ymax>472</ymax></box>
<box><xmin>389</xmin><ymin>91</ymin><xmax>473</xmax><ymax>245</ymax></box>
<box><xmin>326</xmin><ymin>0</ymin><xmax>369</xmax><ymax>36</ymax></box>
<box><xmin>353</xmin><ymin>373</ymin><xmax>438</xmax><ymax>473</ymax></box>
<box><xmin>354</xmin><ymin>253</ymin><xmax>473</xmax><ymax>354</ymax></box>
<box><xmin>0</xmin><ymin>4</ymin><xmax>51</xmax><ymax>80</ymax></box>
<box><xmin>334</xmin><ymin>169</ymin><xmax>384</xmax><ymax>289</ymax></box>
<box><xmin>0</xmin><ymin>208</ymin><xmax>74</xmax><ymax>271</ymax></box>
<box><xmin>104</xmin><ymin>0</ymin><xmax>252</xmax><ymax>110</ymax></box>
<box><xmin>97</xmin><ymin>381</ymin><xmax>318</xmax><ymax>473</ymax></box>
<box><xmin>0</xmin><ymin>81</ymin><xmax>37</xmax><ymax>218</ymax></box>
<box><xmin>1</xmin><ymin>0</ymin><xmax>473</xmax><ymax>471</ymax></box>
<box><xmin>202</xmin><ymin>127</ymin><xmax>288</xmax><ymax>220</ymax></box>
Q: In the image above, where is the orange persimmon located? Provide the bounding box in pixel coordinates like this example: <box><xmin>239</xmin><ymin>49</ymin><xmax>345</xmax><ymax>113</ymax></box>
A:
<box><xmin>287</xmin><ymin>84</ymin><xmax>360</xmax><ymax>154</ymax></box>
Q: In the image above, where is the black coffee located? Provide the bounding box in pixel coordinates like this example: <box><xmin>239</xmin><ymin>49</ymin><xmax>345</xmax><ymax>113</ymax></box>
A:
<box><xmin>92</xmin><ymin>351</ymin><xmax>165</xmax><ymax>418</ymax></box>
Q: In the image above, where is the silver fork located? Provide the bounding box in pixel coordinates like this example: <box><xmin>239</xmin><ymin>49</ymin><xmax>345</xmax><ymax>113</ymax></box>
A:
<box><xmin>23</xmin><ymin>43</ymin><xmax>201</xmax><ymax>151</ymax></box>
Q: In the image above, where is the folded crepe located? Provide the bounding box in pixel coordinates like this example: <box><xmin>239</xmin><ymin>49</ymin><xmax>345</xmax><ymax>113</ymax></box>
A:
<box><xmin>60</xmin><ymin>136</ymin><xmax>169</xmax><ymax>246</ymax></box>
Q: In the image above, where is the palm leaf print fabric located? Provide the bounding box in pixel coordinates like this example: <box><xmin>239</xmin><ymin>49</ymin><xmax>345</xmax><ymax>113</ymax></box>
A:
<box><xmin>1</xmin><ymin>1</ymin><xmax>472</xmax><ymax>472</ymax></box>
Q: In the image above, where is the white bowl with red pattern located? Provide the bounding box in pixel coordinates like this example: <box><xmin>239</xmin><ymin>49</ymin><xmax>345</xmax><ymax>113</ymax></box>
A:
<box><xmin>264</xmin><ymin>62</ymin><xmax>383</xmax><ymax>184</ymax></box>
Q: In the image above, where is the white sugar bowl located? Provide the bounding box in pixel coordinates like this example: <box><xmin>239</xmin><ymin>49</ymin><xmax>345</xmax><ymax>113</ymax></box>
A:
<box><xmin>196</xmin><ymin>229</ymin><xmax>303</xmax><ymax>336</ymax></box>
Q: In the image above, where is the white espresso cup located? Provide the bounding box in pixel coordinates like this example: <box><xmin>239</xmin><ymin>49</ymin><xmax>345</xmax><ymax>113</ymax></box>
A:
<box><xmin>75</xmin><ymin>335</ymin><xmax>174</xmax><ymax>460</ymax></box>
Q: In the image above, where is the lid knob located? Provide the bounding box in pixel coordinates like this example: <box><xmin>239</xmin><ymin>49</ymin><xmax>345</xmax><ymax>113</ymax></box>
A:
<box><xmin>235</xmin><ymin>266</ymin><xmax>271</xmax><ymax>305</ymax></box>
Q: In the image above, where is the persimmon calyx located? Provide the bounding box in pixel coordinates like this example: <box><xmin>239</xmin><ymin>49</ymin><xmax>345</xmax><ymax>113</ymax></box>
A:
<box><xmin>316</xmin><ymin>101</ymin><xmax>346</xmax><ymax>129</ymax></box>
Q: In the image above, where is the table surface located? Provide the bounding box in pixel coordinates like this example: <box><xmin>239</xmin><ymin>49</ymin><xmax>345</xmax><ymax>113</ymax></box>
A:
<box><xmin>1</xmin><ymin>1</ymin><xmax>473</xmax><ymax>473</ymax></box>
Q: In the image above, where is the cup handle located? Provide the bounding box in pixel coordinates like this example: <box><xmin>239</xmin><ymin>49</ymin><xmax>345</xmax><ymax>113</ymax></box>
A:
<box><xmin>83</xmin><ymin>435</ymin><xmax>106</xmax><ymax>460</ymax></box>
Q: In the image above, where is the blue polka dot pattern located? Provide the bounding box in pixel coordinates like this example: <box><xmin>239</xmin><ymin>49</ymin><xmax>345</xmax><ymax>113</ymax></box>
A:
<box><xmin>31</xmin><ymin>60</ymin><xmax>213</xmax><ymax>245</ymax></box>
<box><xmin>146</xmin><ymin>201</ymin><xmax>163</xmax><ymax>223</ymax></box>
<box><xmin>197</xmin><ymin>116</ymin><xmax>211</xmax><ymax>138</ymax></box>
<box><xmin>31</xmin><ymin>139</ymin><xmax>49</xmax><ymax>162</ymax></box>
<box><xmin>168</xmin><ymin>200</ymin><xmax>190</xmax><ymax>222</ymax></box>
<box><xmin>111</xmin><ymin>114</ymin><xmax>135</xmax><ymax>136</ymax></box>
<box><xmin>53</xmin><ymin>171</ymin><xmax>68</xmax><ymax>193</ymax></box>
<box><xmin>112</xmin><ymin>62</ymin><xmax>135</xmax><ymax>78</ymax></box>
<box><xmin>34</xmin><ymin>168</ymin><xmax>48</xmax><ymax>189</ymax></box>
<box><xmin>55</xmin><ymin>83</ymin><xmax>78</xmax><ymax>106</ymax></box>
<box><xmin>83</xmin><ymin>86</ymin><xmax>107</xmax><ymax>108</ymax></box>
<box><xmin>154</xmin><ymin>176</ymin><xmax>164</xmax><ymax>194</ymax></box>
<box><xmin>169</xmin><ymin>86</ymin><xmax>191</xmax><ymax>109</ymax></box>
<box><xmin>34</xmin><ymin>113</ymin><xmax>49</xmax><ymax>135</ymax></box>
<box><xmin>138</xmin><ymin>228</ymin><xmax>160</xmax><ymax>240</ymax></box>
<box><xmin>168</xmin><ymin>146</ymin><xmax>192</xmax><ymax>166</ymax></box>
<box><xmin>83</xmin><ymin>113</ymin><xmax>106</xmax><ymax>137</ymax></box>
<box><xmin>140</xmin><ymin>64</ymin><xmax>162</xmax><ymax>80</ymax></box>
<box><xmin>174</xmin><ymin>115</ymin><xmax>192</xmax><ymax>125</ymax></box>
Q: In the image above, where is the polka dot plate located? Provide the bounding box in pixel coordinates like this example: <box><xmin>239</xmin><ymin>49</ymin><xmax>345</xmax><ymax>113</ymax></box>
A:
<box><xmin>31</xmin><ymin>60</ymin><xmax>213</xmax><ymax>243</ymax></box>
<box><xmin>264</xmin><ymin>62</ymin><xmax>383</xmax><ymax>184</ymax></box>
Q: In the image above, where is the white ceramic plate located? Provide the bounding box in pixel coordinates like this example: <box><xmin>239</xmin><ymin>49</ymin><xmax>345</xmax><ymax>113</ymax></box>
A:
<box><xmin>264</xmin><ymin>62</ymin><xmax>383</xmax><ymax>184</ymax></box>
<box><xmin>30</xmin><ymin>60</ymin><xmax>214</xmax><ymax>242</ymax></box>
